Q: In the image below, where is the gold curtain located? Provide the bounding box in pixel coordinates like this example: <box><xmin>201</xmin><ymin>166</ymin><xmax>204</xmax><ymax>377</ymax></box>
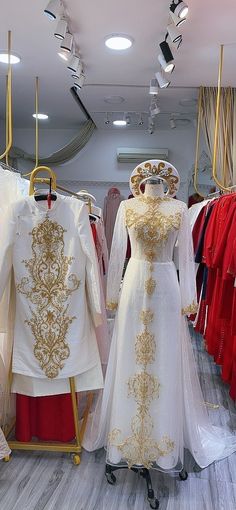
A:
<box><xmin>201</xmin><ymin>87</ymin><xmax>236</xmax><ymax>187</ymax></box>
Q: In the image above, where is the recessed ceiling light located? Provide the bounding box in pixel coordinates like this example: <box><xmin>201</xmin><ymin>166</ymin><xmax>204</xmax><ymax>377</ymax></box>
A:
<box><xmin>58</xmin><ymin>51</ymin><xmax>68</xmax><ymax>61</ymax></box>
<box><xmin>0</xmin><ymin>52</ymin><xmax>21</xmax><ymax>64</ymax></box>
<box><xmin>105</xmin><ymin>35</ymin><xmax>133</xmax><ymax>50</ymax></box>
<box><xmin>113</xmin><ymin>120</ymin><xmax>127</xmax><ymax>126</ymax></box>
<box><xmin>33</xmin><ymin>113</ymin><xmax>49</xmax><ymax>120</ymax></box>
<box><xmin>104</xmin><ymin>96</ymin><xmax>125</xmax><ymax>104</ymax></box>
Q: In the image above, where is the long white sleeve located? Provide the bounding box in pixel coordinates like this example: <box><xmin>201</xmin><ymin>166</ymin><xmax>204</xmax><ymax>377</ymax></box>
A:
<box><xmin>106</xmin><ymin>202</ymin><xmax>128</xmax><ymax>311</ymax></box>
<box><xmin>177</xmin><ymin>204</ymin><xmax>198</xmax><ymax>316</ymax></box>
<box><xmin>0</xmin><ymin>207</ymin><xmax>16</xmax><ymax>303</ymax></box>
<box><xmin>78</xmin><ymin>203</ymin><xmax>102</xmax><ymax>327</ymax></box>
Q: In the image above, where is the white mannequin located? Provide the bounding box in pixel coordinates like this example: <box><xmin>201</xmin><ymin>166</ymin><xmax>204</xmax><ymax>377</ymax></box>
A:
<box><xmin>142</xmin><ymin>177</ymin><xmax>165</xmax><ymax>198</ymax></box>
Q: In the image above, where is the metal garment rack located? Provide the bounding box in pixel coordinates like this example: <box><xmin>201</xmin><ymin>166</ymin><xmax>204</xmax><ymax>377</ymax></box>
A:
<box><xmin>1</xmin><ymin>164</ymin><xmax>94</xmax><ymax>465</ymax></box>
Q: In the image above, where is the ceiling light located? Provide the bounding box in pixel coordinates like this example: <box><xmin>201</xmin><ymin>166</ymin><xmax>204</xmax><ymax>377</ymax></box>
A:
<box><xmin>149</xmin><ymin>78</ymin><xmax>159</xmax><ymax>95</ymax></box>
<box><xmin>104</xmin><ymin>95</ymin><xmax>125</xmax><ymax>104</ymax></box>
<box><xmin>170</xmin><ymin>11</ymin><xmax>186</xmax><ymax>26</ymax></box>
<box><xmin>44</xmin><ymin>0</ymin><xmax>59</xmax><ymax>20</ymax></box>
<box><xmin>67</xmin><ymin>55</ymin><xmax>81</xmax><ymax>73</ymax></box>
<box><xmin>158</xmin><ymin>53</ymin><xmax>175</xmax><ymax>73</ymax></box>
<box><xmin>105</xmin><ymin>35</ymin><xmax>133</xmax><ymax>50</ymax></box>
<box><xmin>60</xmin><ymin>32</ymin><xmax>73</xmax><ymax>53</ymax></box>
<box><xmin>33</xmin><ymin>113</ymin><xmax>49</xmax><ymax>120</ymax></box>
<box><xmin>170</xmin><ymin>118</ymin><xmax>176</xmax><ymax>129</ymax></box>
<box><xmin>170</xmin><ymin>1</ymin><xmax>188</xmax><ymax>19</ymax></box>
<box><xmin>167</xmin><ymin>23</ymin><xmax>182</xmax><ymax>43</ymax></box>
<box><xmin>155</xmin><ymin>71</ymin><xmax>170</xmax><ymax>89</ymax></box>
<box><xmin>58</xmin><ymin>51</ymin><xmax>68</xmax><ymax>61</ymax></box>
<box><xmin>113</xmin><ymin>120</ymin><xmax>127</xmax><ymax>126</ymax></box>
<box><xmin>54</xmin><ymin>18</ymin><xmax>67</xmax><ymax>40</ymax></box>
<box><xmin>138</xmin><ymin>114</ymin><xmax>144</xmax><ymax>126</ymax></box>
<box><xmin>104</xmin><ymin>113</ymin><xmax>110</xmax><ymax>125</ymax></box>
<box><xmin>74</xmin><ymin>72</ymin><xmax>85</xmax><ymax>90</ymax></box>
<box><xmin>0</xmin><ymin>52</ymin><xmax>21</xmax><ymax>64</ymax></box>
<box><xmin>150</xmin><ymin>103</ymin><xmax>160</xmax><ymax>117</ymax></box>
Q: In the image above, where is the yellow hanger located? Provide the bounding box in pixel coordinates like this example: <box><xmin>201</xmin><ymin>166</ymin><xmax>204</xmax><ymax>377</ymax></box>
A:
<box><xmin>29</xmin><ymin>165</ymin><xmax>57</xmax><ymax>195</ymax></box>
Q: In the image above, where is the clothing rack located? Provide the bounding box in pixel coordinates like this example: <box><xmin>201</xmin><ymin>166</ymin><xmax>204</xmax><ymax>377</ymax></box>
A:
<box><xmin>1</xmin><ymin>163</ymin><xmax>95</xmax><ymax>465</ymax></box>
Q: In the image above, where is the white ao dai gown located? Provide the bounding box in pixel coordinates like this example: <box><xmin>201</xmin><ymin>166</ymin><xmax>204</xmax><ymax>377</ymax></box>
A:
<box><xmin>92</xmin><ymin>195</ymin><xmax>236</xmax><ymax>471</ymax></box>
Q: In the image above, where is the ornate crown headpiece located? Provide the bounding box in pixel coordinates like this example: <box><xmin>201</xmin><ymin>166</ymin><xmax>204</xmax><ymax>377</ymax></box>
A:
<box><xmin>129</xmin><ymin>159</ymin><xmax>180</xmax><ymax>198</ymax></box>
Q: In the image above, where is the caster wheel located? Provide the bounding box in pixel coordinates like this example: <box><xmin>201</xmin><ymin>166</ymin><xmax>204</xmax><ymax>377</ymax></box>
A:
<box><xmin>148</xmin><ymin>498</ymin><xmax>159</xmax><ymax>509</ymax></box>
<box><xmin>179</xmin><ymin>469</ymin><xmax>188</xmax><ymax>481</ymax></box>
<box><xmin>72</xmin><ymin>454</ymin><xmax>81</xmax><ymax>465</ymax></box>
<box><xmin>3</xmin><ymin>455</ymin><xmax>11</xmax><ymax>463</ymax></box>
<box><xmin>106</xmin><ymin>473</ymin><xmax>116</xmax><ymax>485</ymax></box>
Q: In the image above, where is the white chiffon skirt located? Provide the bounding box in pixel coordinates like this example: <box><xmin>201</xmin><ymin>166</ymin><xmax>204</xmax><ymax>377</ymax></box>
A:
<box><xmin>82</xmin><ymin>260</ymin><xmax>236</xmax><ymax>471</ymax></box>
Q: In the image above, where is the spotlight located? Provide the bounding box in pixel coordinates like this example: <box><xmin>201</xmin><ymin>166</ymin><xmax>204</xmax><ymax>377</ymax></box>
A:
<box><xmin>44</xmin><ymin>0</ymin><xmax>59</xmax><ymax>20</ymax></box>
<box><xmin>170</xmin><ymin>0</ymin><xmax>188</xmax><ymax>19</ymax></box>
<box><xmin>158</xmin><ymin>53</ymin><xmax>175</xmax><ymax>73</ymax></box>
<box><xmin>138</xmin><ymin>114</ymin><xmax>144</xmax><ymax>126</ymax></box>
<box><xmin>155</xmin><ymin>72</ymin><xmax>170</xmax><ymax>89</ymax></box>
<box><xmin>149</xmin><ymin>78</ymin><xmax>159</xmax><ymax>95</ymax></box>
<box><xmin>58</xmin><ymin>51</ymin><xmax>68</xmax><ymax>61</ymax></box>
<box><xmin>167</xmin><ymin>23</ymin><xmax>182</xmax><ymax>43</ymax></box>
<box><xmin>71</xmin><ymin>62</ymin><xmax>83</xmax><ymax>80</ymax></box>
<box><xmin>60</xmin><ymin>32</ymin><xmax>73</xmax><ymax>53</ymax></box>
<box><xmin>148</xmin><ymin>117</ymin><xmax>155</xmax><ymax>134</ymax></box>
<box><xmin>67</xmin><ymin>55</ymin><xmax>81</xmax><ymax>72</ymax></box>
<box><xmin>170</xmin><ymin>11</ymin><xmax>186</xmax><ymax>27</ymax></box>
<box><xmin>150</xmin><ymin>102</ymin><xmax>160</xmax><ymax>117</ymax></box>
<box><xmin>170</xmin><ymin>118</ymin><xmax>176</xmax><ymax>129</ymax></box>
<box><xmin>74</xmin><ymin>72</ymin><xmax>85</xmax><ymax>89</ymax></box>
<box><xmin>54</xmin><ymin>18</ymin><xmax>67</xmax><ymax>40</ymax></box>
<box><xmin>104</xmin><ymin>113</ymin><xmax>110</xmax><ymax>125</ymax></box>
<box><xmin>125</xmin><ymin>113</ymin><xmax>131</xmax><ymax>125</ymax></box>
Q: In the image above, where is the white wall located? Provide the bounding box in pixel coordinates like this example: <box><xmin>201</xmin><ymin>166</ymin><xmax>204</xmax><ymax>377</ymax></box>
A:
<box><xmin>10</xmin><ymin>126</ymin><xmax>197</xmax><ymax>206</ymax></box>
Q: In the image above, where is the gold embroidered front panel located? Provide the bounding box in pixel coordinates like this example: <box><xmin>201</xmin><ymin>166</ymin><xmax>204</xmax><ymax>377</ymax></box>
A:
<box><xmin>17</xmin><ymin>216</ymin><xmax>80</xmax><ymax>378</ymax></box>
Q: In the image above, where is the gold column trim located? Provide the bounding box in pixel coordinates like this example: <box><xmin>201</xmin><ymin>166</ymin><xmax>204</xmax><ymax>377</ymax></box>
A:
<box><xmin>193</xmin><ymin>86</ymin><xmax>206</xmax><ymax>198</ymax></box>
<box><xmin>0</xmin><ymin>30</ymin><xmax>13</xmax><ymax>161</ymax></box>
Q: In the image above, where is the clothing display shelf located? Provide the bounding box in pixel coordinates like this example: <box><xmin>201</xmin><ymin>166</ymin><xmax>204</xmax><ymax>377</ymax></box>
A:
<box><xmin>1</xmin><ymin>162</ymin><xmax>95</xmax><ymax>466</ymax></box>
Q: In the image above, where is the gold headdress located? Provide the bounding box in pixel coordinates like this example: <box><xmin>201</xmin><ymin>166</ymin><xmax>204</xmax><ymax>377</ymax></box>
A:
<box><xmin>129</xmin><ymin>160</ymin><xmax>180</xmax><ymax>198</ymax></box>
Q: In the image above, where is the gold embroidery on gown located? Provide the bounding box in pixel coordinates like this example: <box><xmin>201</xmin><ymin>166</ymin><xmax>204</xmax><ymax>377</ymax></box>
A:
<box><xmin>108</xmin><ymin>198</ymin><xmax>181</xmax><ymax>467</ymax></box>
<box><xmin>17</xmin><ymin>216</ymin><xmax>80</xmax><ymax>378</ymax></box>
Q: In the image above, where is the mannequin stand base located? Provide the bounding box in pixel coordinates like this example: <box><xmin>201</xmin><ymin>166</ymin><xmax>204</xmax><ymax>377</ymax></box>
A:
<box><xmin>105</xmin><ymin>463</ymin><xmax>188</xmax><ymax>509</ymax></box>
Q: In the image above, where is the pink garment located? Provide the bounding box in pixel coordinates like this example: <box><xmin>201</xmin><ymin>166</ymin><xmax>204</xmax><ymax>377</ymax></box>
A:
<box><xmin>103</xmin><ymin>188</ymin><xmax>123</xmax><ymax>254</ymax></box>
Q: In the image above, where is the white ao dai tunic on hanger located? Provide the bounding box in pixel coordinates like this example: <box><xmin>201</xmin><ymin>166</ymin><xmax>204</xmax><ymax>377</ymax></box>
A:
<box><xmin>92</xmin><ymin>196</ymin><xmax>236</xmax><ymax>471</ymax></box>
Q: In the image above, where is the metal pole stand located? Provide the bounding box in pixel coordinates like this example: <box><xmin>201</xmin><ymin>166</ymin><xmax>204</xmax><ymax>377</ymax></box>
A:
<box><xmin>105</xmin><ymin>463</ymin><xmax>188</xmax><ymax>509</ymax></box>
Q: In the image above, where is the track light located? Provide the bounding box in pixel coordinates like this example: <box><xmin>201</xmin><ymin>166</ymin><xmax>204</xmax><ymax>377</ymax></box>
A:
<box><xmin>67</xmin><ymin>55</ymin><xmax>81</xmax><ymax>73</ymax></box>
<box><xmin>44</xmin><ymin>0</ymin><xmax>59</xmax><ymax>20</ymax></box>
<box><xmin>60</xmin><ymin>32</ymin><xmax>73</xmax><ymax>53</ymax></box>
<box><xmin>74</xmin><ymin>72</ymin><xmax>85</xmax><ymax>90</ymax></box>
<box><xmin>149</xmin><ymin>78</ymin><xmax>159</xmax><ymax>95</ymax></box>
<box><xmin>71</xmin><ymin>62</ymin><xmax>83</xmax><ymax>80</ymax></box>
<box><xmin>148</xmin><ymin>117</ymin><xmax>155</xmax><ymax>134</ymax></box>
<box><xmin>155</xmin><ymin>71</ymin><xmax>170</xmax><ymax>89</ymax></box>
<box><xmin>170</xmin><ymin>0</ymin><xmax>188</xmax><ymax>19</ymax></box>
<box><xmin>138</xmin><ymin>114</ymin><xmax>144</xmax><ymax>126</ymax></box>
<box><xmin>170</xmin><ymin>118</ymin><xmax>176</xmax><ymax>129</ymax></box>
<box><xmin>167</xmin><ymin>23</ymin><xmax>182</xmax><ymax>43</ymax></box>
<box><xmin>150</xmin><ymin>97</ymin><xmax>160</xmax><ymax>117</ymax></box>
<box><xmin>158</xmin><ymin>53</ymin><xmax>175</xmax><ymax>73</ymax></box>
<box><xmin>170</xmin><ymin>10</ymin><xmax>186</xmax><ymax>27</ymax></box>
<box><xmin>54</xmin><ymin>18</ymin><xmax>67</xmax><ymax>40</ymax></box>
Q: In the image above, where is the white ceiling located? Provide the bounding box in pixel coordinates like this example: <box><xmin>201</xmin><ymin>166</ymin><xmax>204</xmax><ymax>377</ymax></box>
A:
<box><xmin>0</xmin><ymin>0</ymin><xmax>236</xmax><ymax>130</ymax></box>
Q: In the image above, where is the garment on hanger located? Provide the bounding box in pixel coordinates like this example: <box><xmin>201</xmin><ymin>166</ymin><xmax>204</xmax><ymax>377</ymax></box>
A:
<box><xmin>103</xmin><ymin>187</ymin><xmax>123</xmax><ymax>254</ymax></box>
<box><xmin>0</xmin><ymin>195</ymin><xmax>103</xmax><ymax>395</ymax></box>
<box><xmin>83</xmin><ymin>196</ymin><xmax>236</xmax><ymax>471</ymax></box>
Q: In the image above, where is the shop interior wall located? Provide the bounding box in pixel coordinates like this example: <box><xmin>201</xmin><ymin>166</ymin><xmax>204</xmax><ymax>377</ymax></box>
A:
<box><xmin>1</xmin><ymin>124</ymin><xmax>197</xmax><ymax>207</ymax></box>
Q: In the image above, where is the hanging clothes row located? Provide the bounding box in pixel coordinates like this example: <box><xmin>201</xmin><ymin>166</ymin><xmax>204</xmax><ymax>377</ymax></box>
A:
<box><xmin>189</xmin><ymin>193</ymin><xmax>236</xmax><ymax>399</ymax></box>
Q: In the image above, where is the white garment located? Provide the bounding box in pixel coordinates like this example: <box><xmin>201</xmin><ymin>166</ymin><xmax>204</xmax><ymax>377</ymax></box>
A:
<box><xmin>83</xmin><ymin>196</ymin><xmax>236</xmax><ymax>471</ymax></box>
<box><xmin>0</xmin><ymin>195</ymin><xmax>104</xmax><ymax>395</ymax></box>
<box><xmin>0</xmin><ymin>426</ymin><xmax>10</xmax><ymax>460</ymax></box>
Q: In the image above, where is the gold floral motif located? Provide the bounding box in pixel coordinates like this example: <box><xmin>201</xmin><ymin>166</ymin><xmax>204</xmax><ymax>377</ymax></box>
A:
<box><xmin>17</xmin><ymin>217</ymin><xmax>80</xmax><ymax>378</ymax></box>
<box><xmin>127</xmin><ymin>370</ymin><xmax>160</xmax><ymax>403</ymax></box>
<box><xmin>139</xmin><ymin>309</ymin><xmax>154</xmax><ymax>325</ymax></box>
<box><xmin>125</xmin><ymin>205</ymin><xmax>181</xmax><ymax>262</ymax></box>
<box><xmin>145</xmin><ymin>276</ymin><xmax>156</xmax><ymax>296</ymax></box>
<box><xmin>106</xmin><ymin>301</ymin><xmax>118</xmax><ymax>311</ymax></box>
<box><xmin>181</xmin><ymin>301</ymin><xmax>198</xmax><ymax>315</ymax></box>
<box><xmin>135</xmin><ymin>328</ymin><xmax>155</xmax><ymax>365</ymax></box>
